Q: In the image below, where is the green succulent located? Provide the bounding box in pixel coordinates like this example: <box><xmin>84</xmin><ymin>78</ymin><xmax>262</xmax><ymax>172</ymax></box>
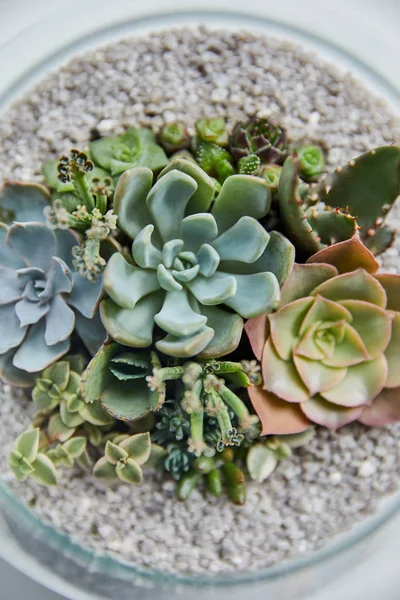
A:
<box><xmin>9</xmin><ymin>429</ymin><xmax>58</xmax><ymax>485</ymax></box>
<box><xmin>195</xmin><ymin>117</ymin><xmax>228</xmax><ymax>146</ymax></box>
<box><xmin>258</xmin><ymin>164</ymin><xmax>282</xmax><ymax>194</ymax></box>
<box><xmin>245</xmin><ymin>236</ymin><xmax>400</xmax><ymax>432</ymax></box>
<box><xmin>93</xmin><ymin>432</ymin><xmax>152</xmax><ymax>484</ymax></box>
<box><xmin>101</xmin><ymin>160</ymin><xmax>294</xmax><ymax>358</ymax></box>
<box><xmin>294</xmin><ymin>144</ymin><xmax>325</xmax><ymax>181</ymax></box>
<box><xmin>89</xmin><ymin>126</ymin><xmax>168</xmax><ymax>176</ymax></box>
<box><xmin>230</xmin><ymin>117</ymin><xmax>287</xmax><ymax>164</ymax></box>
<box><xmin>164</xmin><ymin>442</ymin><xmax>194</xmax><ymax>480</ymax></box>
<box><xmin>238</xmin><ymin>155</ymin><xmax>261</xmax><ymax>175</ymax></box>
<box><xmin>152</xmin><ymin>401</ymin><xmax>190</xmax><ymax>444</ymax></box>
<box><xmin>46</xmin><ymin>436</ymin><xmax>87</xmax><ymax>468</ymax></box>
<box><xmin>194</xmin><ymin>141</ymin><xmax>235</xmax><ymax>183</ymax></box>
<box><xmin>158</xmin><ymin>121</ymin><xmax>191</xmax><ymax>154</ymax></box>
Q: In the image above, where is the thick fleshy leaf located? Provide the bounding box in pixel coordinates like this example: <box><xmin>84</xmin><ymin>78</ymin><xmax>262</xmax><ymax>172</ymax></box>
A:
<box><xmin>0</xmin><ymin>303</ymin><xmax>28</xmax><ymax>352</ymax></box>
<box><xmin>211</xmin><ymin>175</ymin><xmax>271</xmax><ymax>233</ymax></box>
<box><xmin>295</xmin><ymin>321</ymin><xmax>334</xmax><ymax>361</ymax></box>
<box><xmin>116</xmin><ymin>458</ymin><xmax>143</xmax><ymax>484</ymax></box>
<box><xmin>374</xmin><ymin>274</ymin><xmax>400</xmax><ymax>311</ymax></box>
<box><xmin>68</xmin><ymin>271</ymin><xmax>103</xmax><ymax>318</ymax></box>
<box><xmin>93</xmin><ymin>456</ymin><xmax>118</xmax><ymax>482</ymax></box>
<box><xmin>7</xmin><ymin>223</ymin><xmax>55</xmax><ymax>272</ymax></box>
<box><xmin>101</xmin><ymin>378</ymin><xmax>159</xmax><ymax>422</ymax></box>
<box><xmin>156</xmin><ymin>264</ymin><xmax>182</xmax><ymax>292</ymax></box>
<box><xmin>104</xmin><ymin>253</ymin><xmax>159</xmax><ymax>309</ymax></box>
<box><xmin>100</xmin><ymin>293</ymin><xmax>163</xmax><ymax>347</ymax></box>
<box><xmin>146</xmin><ymin>170</ymin><xmax>197</xmax><ymax>242</ymax></box>
<box><xmin>113</xmin><ymin>167</ymin><xmax>153</xmax><ymax>239</ymax></box>
<box><xmin>321</xmin><ymin>355</ymin><xmax>388</xmax><ymax>406</ymax></box>
<box><xmin>312</xmin><ymin>269</ymin><xmax>387</xmax><ymax>308</ymax></box>
<box><xmin>384</xmin><ymin>311</ymin><xmax>400</xmax><ymax>388</ymax></box>
<box><xmin>299</xmin><ymin>295</ymin><xmax>352</xmax><ymax>336</ymax></box>
<box><xmin>79</xmin><ymin>401</ymin><xmax>114</xmax><ymax>426</ymax></box>
<box><xmin>0</xmin><ymin>224</ymin><xmax>25</xmax><ymax>269</ymax></box>
<box><xmin>156</xmin><ymin>325</ymin><xmax>214</xmax><ymax>358</ymax></box>
<box><xmin>279</xmin><ymin>263</ymin><xmax>338</xmax><ymax>307</ymax></box>
<box><xmin>48</xmin><ymin>414</ymin><xmax>75</xmax><ymax>442</ymax></box>
<box><xmin>301</xmin><ymin>396</ymin><xmax>363</xmax><ymax>430</ymax></box>
<box><xmin>31</xmin><ymin>454</ymin><xmax>58</xmax><ymax>486</ymax></box>
<box><xmin>197</xmin><ymin>304</ymin><xmax>243</xmax><ymax>359</ymax></box>
<box><xmin>179</xmin><ymin>213</ymin><xmax>218</xmax><ymax>253</ymax></box>
<box><xmin>43</xmin><ymin>360</ymin><xmax>70</xmax><ymax>390</ymax></box>
<box><xmin>0</xmin><ymin>182</ymin><xmax>49</xmax><ymax>225</ymax></box>
<box><xmin>16</xmin><ymin>429</ymin><xmax>39</xmax><ymax>462</ymax></box>
<box><xmin>74</xmin><ymin>311</ymin><xmax>106</xmax><ymax>356</ymax></box>
<box><xmin>244</xmin><ymin>313</ymin><xmax>269</xmax><ymax>361</ymax></box>
<box><xmin>82</xmin><ymin>342</ymin><xmax>120</xmax><ymax>403</ymax></box>
<box><xmin>224</xmin><ymin>272</ymin><xmax>280</xmax><ymax>319</ymax></box>
<box><xmin>159</xmin><ymin>159</ymin><xmax>215</xmax><ymax>214</ymax></box>
<box><xmin>359</xmin><ymin>387</ymin><xmax>400</xmax><ymax>426</ymax></box>
<box><xmin>247</xmin><ymin>444</ymin><xmax>278</xmax><ymax>482</ymax></box>
<box><xmin>109</xmin><ymin>352</ymin><xmax>151</xmax><ymax>381</ymax></box>
<box><xmin>14</xmin><ymin>298</ymin><xmax>48</xmax><ymax>327</ymax></box>
<box><xmin>40</xmin><ymin>257</ymin><xmax>72</xmax><ymax>301</ymax></box>
<box><xmin>53</xmin><ymin>228</ymin><xmax>80</xmax><ymax>271</ymax></box>
<box><xmin>13</xmin><ymin>321</ymin><xmax>70</xmax><ymax>372</ymax></box>
<box><xmin>197</xmin><ymin>244</ymin><xmax>220</xmax><ymax>277</ymax></box>
<box><xmin>293</xmin><ymin>354</ymin><xmax>347</xmax><ymax>396</ymax></box>
<box><xmin>186</xmin><ymin>272</ymin><xmax>236</xmax><ymax>305</ymax></box>
<box><xmin>306</xmin><ymin>236</ymin><xmax>379</xmax><ymax>275</ymax></box>
<box><xmin>340</xmin><ymin>299</ymin><xmax>392</xmax><ymax>359</ymax></box>
<box><xmin>0</xmin><ymin>349</ymin><xmax>35</xmax><ymax>387</ymax></box>
<box><xmin>45</xmin><ymin>295</ymin><xmax>75</xmax><ymax>346</ymax></box>
<box><xmin>60</xmin><ymin>401</ymin><xmax>85</xmax><ymax>428</ymax></box>
<box><xmin>211</xmin><ymin>217</ymin><xmax>270</xmax><ymax>263</ymax></box>
<box><xmin>105</xmin><ymin>441</ymin><xmax>129</xmax><ymax>464</ymax></box>
<box><xmin>119</xmin><ymin>432</ymin><xmax>151</xmax><ymax>465</ymax></box>
<box><xmin>269</xmin><ymin>297</ymin><xmax>314</xmax><ymax>360</ymax></box>
<box><xmin>323</xmin><ymin>324</ymin><xmax>369</xmax><ymax>367</ymax></box>
<box><xmin>131</xmin><ymin>224</ymin><xmax>162</xmax><ymax>270</ymax></box>
<box><xmin>248</xmin><ymin>386</ymin><xmax>311</xmax><ymax>435</ymax></box>
<box><xmin>154</xmin><ymin>289</ymin><xmax>207</xmax><ymax>336</ymax></box>
<box><xmin>262</xmin><ymin>338</ymin><xmax>310</xmax><ymax>402</ymax></box>
<box><xmin>0</xmin><ymin>267</ymin><xmax>22</xmax><ymax>305</ymax></box>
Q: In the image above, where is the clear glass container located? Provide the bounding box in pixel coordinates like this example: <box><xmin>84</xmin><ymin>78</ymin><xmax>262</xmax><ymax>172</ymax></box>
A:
<box><xmin>0</xmin><ymin>2</ymin><xmax>399</xmax><ymax>599</ymax></box>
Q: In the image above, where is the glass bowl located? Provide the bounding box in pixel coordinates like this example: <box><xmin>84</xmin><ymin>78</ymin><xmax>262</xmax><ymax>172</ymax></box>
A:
<box><xmin>0</xmin><ymin>2</ymin><xmax>399</xmax><ymax>599</ymax></box>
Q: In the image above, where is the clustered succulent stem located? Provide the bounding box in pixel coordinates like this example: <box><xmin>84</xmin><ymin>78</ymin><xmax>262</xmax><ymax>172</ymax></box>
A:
<box><xmin>72</xmin><ymin>170</ymin><xmax>95</xmax><ymax>211</ymax></box>
<box><xmin>218</xmin><ymin>384</ymin><xmax>250</xmax><ymax>423</ymax></box>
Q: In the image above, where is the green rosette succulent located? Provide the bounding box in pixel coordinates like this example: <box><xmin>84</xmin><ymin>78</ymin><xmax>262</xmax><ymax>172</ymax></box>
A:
<box><xmin>245</xmin><ymin>236</ymin><xmax>400</xmax><ymax>432</ymax></box>
<box><xmin>158</xmin><ymin>121</ymin><xmax>191</xmax><ymax>154</ymax></box>
<box><xmin>93</xmin><ymin>432</ymin><xmax>152</xmax><ymax>484</ymax></box>
<box><xmin>100</xmin><ymin>160</ymin><xmax>294</xmax><ymax>358</ymax></box>
<box><xmin>229</xmin><ymin>117</ymin><xmax>287</xmax><ymax>164</ymax></box>
<box><xmin>195</xmin><ymin>117</ymin><xmax>229</xmax><ymax>146</ymax></box>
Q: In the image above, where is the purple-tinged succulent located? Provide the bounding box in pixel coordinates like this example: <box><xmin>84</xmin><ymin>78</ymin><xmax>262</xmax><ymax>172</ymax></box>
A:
<box><xmin>245</xmin><ymin>236</ymin><xmax>400</xmax><ymax>433</ymax></box>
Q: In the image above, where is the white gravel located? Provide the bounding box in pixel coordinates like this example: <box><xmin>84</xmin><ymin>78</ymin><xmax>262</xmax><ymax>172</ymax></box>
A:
<box><xmin>0</xmin><ymin>26</ymin><xmax>400</xmax><ymax>576</ymax></box>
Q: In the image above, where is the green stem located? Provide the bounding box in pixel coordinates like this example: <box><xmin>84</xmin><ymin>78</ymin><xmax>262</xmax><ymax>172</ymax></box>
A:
<box><xmin>95</xmin><ymin>191</ymin><xmax>108</xmax><ymax>215</ymax></box>
<box><xmin>207</xmin><ymin>389</ymin><xmax>233</xmax><ymax>443</ymax></box>
<box><xmin>157</xmin><ymin>366</ymin><xmax>185</xmax><ymax>383</ymax></box>
<box><xmin>218</xmin><ymin>385</ymin><xmax>250</xmax><ymax>422</ymax></box>
<box><xmin>72</xmin><ymin>170</ymin><xmax>95</xmax><ymax>210</ymax></box>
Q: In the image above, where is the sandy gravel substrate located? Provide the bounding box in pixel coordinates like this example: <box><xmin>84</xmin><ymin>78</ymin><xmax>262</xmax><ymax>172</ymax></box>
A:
<box><xmin>0</xmin><ymin>27</ymin><xmax>399</xmax><ymax>576</ymax></box>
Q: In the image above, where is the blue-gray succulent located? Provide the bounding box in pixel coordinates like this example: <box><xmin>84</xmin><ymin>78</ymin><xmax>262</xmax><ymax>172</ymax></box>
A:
<box><xmin>100</xmin><ymin>160</ymin><xmax>294</xmax><ymax>358</ymax></box>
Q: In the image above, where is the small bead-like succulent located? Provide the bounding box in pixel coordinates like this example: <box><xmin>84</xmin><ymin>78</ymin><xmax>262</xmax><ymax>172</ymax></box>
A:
<box><xmin>9</xmin><ymin>428</ymin><xmax>58</xmax><ymax>485</ymax></box>
<box><xmin>102</xmin><ymin>160</ymin><xmax>294</xmax><ymax>358</ymax></box>
<box><xmin>195</xmin><ymin>117</ymin><xmax>229</xmax><ymax>146</ymax></box>
<box><xmin>93</xmin><ymin>432</ymin><xmax>152</xmax><ymax>484</ymax></box>
<box><xmin>158</xmin><ymin>121</ymin><xmax>191</xmax><ymax>154</ymax></box>
<box><xmin>230</xmin><ymin>117</ymin><xmax>288</xmax><ymax>164</ymax></box>
<box><xmin>89</xmin><ymin>126</ymin><xmax>168</xmax><ymax>176</ymax></box>
<box><xmin>245</xmin><ymin>236</ymin><xmax>400</xmax><ymax>432</ymax></box>
<box><xmin>0</xmin><ymin>216</ymin><xmax>105</xmax><ymax>379</ymax></box>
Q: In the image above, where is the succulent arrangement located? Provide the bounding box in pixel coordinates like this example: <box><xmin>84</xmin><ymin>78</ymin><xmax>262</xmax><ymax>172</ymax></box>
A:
<box><xmin>2</xmin><ymin>116</ymin><xmax>399</xmax><ymax>505</ymax></box>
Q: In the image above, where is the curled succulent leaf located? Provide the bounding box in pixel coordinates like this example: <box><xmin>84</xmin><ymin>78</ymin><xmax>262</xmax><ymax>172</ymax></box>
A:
<box><xmin>230</xmin><ymin>117</ymin><xmax>287</xmax><ymax>164</ymax></box>
<box><xmin>103</xmin><ymin>163</ymin><xmax>293</xmax><ymax>358</ymax></box>
<box><xmin>93</xmin><ymin>432</ymin><xmax>152</xmax><ymax>485</ymax></box>
<box><xmin>9</xmin><ymin>428</ymin><xmax>58</xmax><ymax>486</ymax></box>
<box><xmin>294</xmin><ymin>144</ymin><xmax>325</xmax><ymax>181</ymax></box>
<box><xmin>195</xmin><ymin>117</ymin><xmax>228</xmax><ymax>146</ymax></box>
<box><xmin>245</xmin><ymin>237</ymin><xmax>400</xmax><ymax>432</ymax></box>
<box><xmin>89</xmin><ymin>127</ymin><xmax>168</xmax><ymax>176</ymax></box>
<box><xmin>159</xmin><ymin>121</ymin><xmax>191</xmax><ymax>154</ymax></box>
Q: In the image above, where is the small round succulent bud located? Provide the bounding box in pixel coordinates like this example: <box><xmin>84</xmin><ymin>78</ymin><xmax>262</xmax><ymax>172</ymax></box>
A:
<box><xmin>230</xmin><ymin>117</ymin><xmax>287</xmax><ymax>164</ymax></box>
<box><xmin>159</xmin><ymin>121</ymin><xmax>191</xmax><ymax>154</ymax></box>
<box><xmin>195</xmin><ymin>117</ymin><xmax>228</xmax><ymax>147</ymax></box>
<box><xmin>258</xmin><ymin>164</ymin><xmax>282</xmax><ymax>192</ymax></box>
<box><xmin>238</xmin><ymin>154</ymin><xmax>261</xmax><ymax>175</ymax></box>
<box><xmin>294</xmin><ymin>144</ymin><xmax>325</xmax><ymax>181</ymax></box>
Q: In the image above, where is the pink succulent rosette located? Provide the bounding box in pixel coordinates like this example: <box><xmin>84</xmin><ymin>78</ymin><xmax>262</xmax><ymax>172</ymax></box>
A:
<box><xmin>245</xmin><ymin>236</ymin><xmax>400</xmax><ymax>434</ymax></box>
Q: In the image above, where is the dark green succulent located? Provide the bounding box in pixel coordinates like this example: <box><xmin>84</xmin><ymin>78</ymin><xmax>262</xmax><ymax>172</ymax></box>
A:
<box><xmin>230</xmin><ymin>117</ymin><xmax>287</xmax><ymax>164</ymax></box>
<box><xmin>164</xmin><ymin>442</ymin><xmax>194</xmax><ymax>480</ymax></box>
<box><xmin>194</xmin><ymin>141</ymin><xmax>235</xmax><ymax>183</ymax></box>
<box><xmin>152</xmin><ymin>401</ymin><xmax>190</xmax><ymax>444</ymax></box>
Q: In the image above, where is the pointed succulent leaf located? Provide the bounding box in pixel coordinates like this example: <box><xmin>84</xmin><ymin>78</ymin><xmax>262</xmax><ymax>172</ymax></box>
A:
<box><xmin>105</xmin><ymin>440</ymin><xmax>129</xmax><ymax>465</ymax></box>
<box><xmin>63</xmin><ymin>437</ymin><xmax>87</xmax><ymax>458</ymax></box>
<box><xmin>48</xmin><ymin>414</ymin><xmax>75</xmax><ymax>442</ymax></box>
<box><xmin>0</xmin><ymin>182</ymin><xmax>49</xmax><ymax>225</ymax></box>
<box><xmin>211</xmin><ymin>175</ymin><xmax>271</xmax><ymax>233</ymax></box>
<box><xmin>43</xmin><ymin>361</ymin><xmax>70</xmax><ymax>391</ymax></box>
<box><xmin>306</xmin><ymin>207</ymin><xmax>358</xmax><ymax>246</ymax></box>
<box><xmin>16</xmin><ymin>428</ymin><xmax>40</xmax><ymax>462</ymax></box>
<box><xmin>31</xmin><ymin>453</ymin><xmax>58</xmax><ymax>486</ymax></box>
<box><xmin>278</xmin><ymin>157</ymin><xmax>323</xmax><ymax>254</ymax></box>
<box><xmin>158</xmin><ymin>159</ymin><xmax>215</xmax><ymax>214</ymax></box>
<box><xmin>60</xmin><ymin>401</ymin><xmax>85</xmax><ymax>428</ymax></box>
<box><xmin>320</xmin><ymin>146</ymin><xmax>400</xmax><ymax>234</ymax></box>
<box><xmin>306</xmin><ymin>235</ymin><xmax>379</xmax><ymax>275</ymax></box>
<box><xmin>116</xmin><ymin>458</ymin><xmax>143</xmax><ymax>484</ymax></box>
<box><xmin>119</xmin><ymin>432</ymin><xmax>151</xmax><ymax>465</ymax></box>
<box><xmin>312</xmin><ymin>269</ymin><xmax>386</xmax><ymax>307</ymax></box>
<box><xmin>262</xmin><ymin>338</ymin><xmax>310</xmax><ymax>403</ymax></box>
<box><xmin>279</xmin><ymin>263</ymin><xmax>337</xmax><ymax>307</ymax></box>
<box><xmin>82</xmin><ymin>342</ymin><xmax>121</xmax><ymax>403</ymax></box>
<box><xmin>93</xmin><ymin>456</ymin><xmax>119</xmax><ymax>482</ymax></box>
<box><xmin>247</xmin><ymin>386</ymin><xmax>311</xmax><ymax>435</ymax></box>
<box><xmin>247</xmin><ymin>443</ymin><xmax>278</xmax><ymax>482</ymax></box>
<box><xmin>301</xmin><ymin>396</ymin><xmax>363</xmax><ymax>430</ymax></box>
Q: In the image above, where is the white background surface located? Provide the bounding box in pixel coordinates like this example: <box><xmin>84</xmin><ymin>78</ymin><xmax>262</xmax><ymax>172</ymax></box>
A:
<box><xmin>0</xmin><ymin>0</ymin><xmax>399</xmax><ymax>598</ymax></box>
